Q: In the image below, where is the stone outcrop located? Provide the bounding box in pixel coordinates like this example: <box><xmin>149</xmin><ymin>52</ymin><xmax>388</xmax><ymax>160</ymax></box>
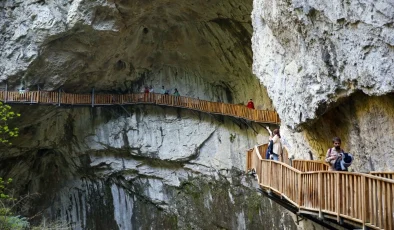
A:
<box><xmin>252</xmin><ymin>0</ymin><xmax>394</xmax><ymax>170</ymax></box>
<box><xmin>0</xmin><ymin>105</ymin><xmax>307</xmax><ymax>229</ymax></box>
<box><xmin>252</xmin><ymin>0</ymin><xmax>394</xmax><ymax>128</ymax></box>
<box><xmin>0</xmin><ymin>0</ymin><xmax>273</xmax><ymax>108</ymax></box>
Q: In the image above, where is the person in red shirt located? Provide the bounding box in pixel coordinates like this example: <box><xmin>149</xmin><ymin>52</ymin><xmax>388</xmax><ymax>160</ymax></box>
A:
<box><xmin>144</xmin><ymin>86</ymin><xmax>150</xmax><ymax>94</ymax></box>
<box><xmin>143</xmin><ymin>86</ymin><xmax>149</xmax><ymax>101</ymax></box>
<box><xmin>246</xmin><ymin>99</ymin><xmax>255</xmax><ymax>109</ymax></box>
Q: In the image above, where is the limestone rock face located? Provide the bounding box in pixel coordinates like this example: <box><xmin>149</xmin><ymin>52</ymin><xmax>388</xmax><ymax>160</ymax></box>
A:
<box><xmin>0</xmin><ymin>0</ymin><xmax>294</xmax><ymax>228</ymax></box>
<box><xmin>0</xmin><ymin>105</ymin><xmax>306</xmax><ymax>229</ymax></box>
<box><xmin>252</xmin><ymin>0</ymin><xmax>394</xmax><ymax>128</ymax></box>
<box><xmin>0</xmin><ymin>0</ymin><xmax>273</xmax><ymax>108</ymax></box>
<box><xmin>251</xmin><ymin>0</ymin><xmax>394</xmax><ymax>171</ymax></box>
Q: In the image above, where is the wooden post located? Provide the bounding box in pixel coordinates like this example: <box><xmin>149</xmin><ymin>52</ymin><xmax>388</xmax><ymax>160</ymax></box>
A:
<box><xmin>298</xmin><ymin>173</ymin><xmax>302</xmax><ymax>206</ymax></box>
<box><xmin>37</xmin><ymin>86</ymin><xmax>40</xmax><ymax>103</ymax></box>
<box><xmin>58</xmin><ymin>89</ymin><xmax>61</xmax><ymax>106</ymax></box>
<box><xmin>336</xmin><ymin>173</ymin><xmax>340</xmax><ymax>222</ymax></box>
<box><xmin>4</xmin><ymin>83</ymin><xmax>7</xmax><ymax>103</ymax></box>
<box><xmin>361</xmin><ymin>176</ymin><xmax>366</xmax><ymax>230</ymax></box>
<box><xmin>91</xmin><ymin>88</ymin><xmax>95</xmax><ymax>107</ymax></box>
<box><xmin>280</xmin><ymin>164</ymin><xmax>283</xmax><ymax>193</ymax></box>
<box><xmin>318</xmin><ymin>172</ymin><xmax>323</xmax><ymax>219</ymax></box>
<box><xmin>268</xmin><ymin>160</ymin><xmax>272</xmax><ymax>188</ymax></box>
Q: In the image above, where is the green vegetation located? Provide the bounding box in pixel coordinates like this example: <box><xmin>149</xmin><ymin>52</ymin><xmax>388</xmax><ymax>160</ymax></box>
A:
<box><xmin>0</xmin><ymin>104</ymin><xmax>30</xmax><ymax>229</ymax></box>
<box><xmin>0</xmin><ymin>103</ymin><xmax>25</xmax><ymax>229</ymax></box>
<box><xmin>0</xmin><ymin>102</ymin><xmax>20</xmax><ymax>145</ymax></box>
<box><xmin>0</xmin><ymin>178</ymin><xmax>30</xmax><ymax>230</ymax></box>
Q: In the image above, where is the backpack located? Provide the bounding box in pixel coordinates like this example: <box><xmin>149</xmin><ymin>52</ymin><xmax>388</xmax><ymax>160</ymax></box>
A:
<box><xmin>333</xmin><ymin>152</ymin><xmax>353</xmax><ymax>171</ymax></box>
<box><xmin>266</xmin><ymin>140</ymin><xmax>273</xmax><ymax>159</ymax></box>
<box><xmin>342</xmin><ymin>153</ymin><xmax>353</xmax><ymax>168</ymax></box>
<box><xmin>333</xmin><ymin>157</ymin><xmax>343</xmax><ymax>171</ymax></box>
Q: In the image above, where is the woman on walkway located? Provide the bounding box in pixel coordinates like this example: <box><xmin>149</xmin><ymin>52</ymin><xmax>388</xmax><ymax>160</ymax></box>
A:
<box><xmin>266</xmin><ymin>127</ymin><xmax>282</xmax><ymax>161</ymax></box>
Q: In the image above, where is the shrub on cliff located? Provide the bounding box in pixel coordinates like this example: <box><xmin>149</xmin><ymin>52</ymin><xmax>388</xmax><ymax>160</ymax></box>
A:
<box><xmin>0</xmin><ymin>102</ymin><xmax>20</xmax><ymax>145</ymax></box>
<box><xmin>0</xmin><ymin>177</ymin><xmax>30</xmax><ymax>230</ymax></box>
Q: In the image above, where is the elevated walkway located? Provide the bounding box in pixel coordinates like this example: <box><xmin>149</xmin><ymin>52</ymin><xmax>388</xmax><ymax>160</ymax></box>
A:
<box><xmin>246</xmin><ymin>144</ymin><xmax>394</xmax><ymax>230</ymax></box>
<box><xmin>0</xmin><ymin>91</ymin><xmax>280</xmax><ymax>124</ymax></box>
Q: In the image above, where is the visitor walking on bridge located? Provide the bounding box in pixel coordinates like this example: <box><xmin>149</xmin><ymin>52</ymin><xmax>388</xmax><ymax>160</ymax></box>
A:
<box><xmin>160</xmin><ymin>86</ymin><xmax>166</xmax><ymax>94</ymax></box>
<box><xmin>246</xmin><ymin>99</ymin><xmax>255</xmax><ymax>109</ymax></box>
<box><xmin>174</xmin><ymin>88</ymin><xmax>180</xmax><ymax>97</ymax></box>
<box><xmin>266</xmin><ymin>126</ymin><xmax>282</xmax><ymax>161</ymax></box>
<box><xmin>143</xmin><ymin>86</ymin><xmax>150</xmax><ymax>101</ymax></box>
<box><xmin>325</xmin><ymin>137</ymin><xmax>345</xmax><ymax>171</ymax></box>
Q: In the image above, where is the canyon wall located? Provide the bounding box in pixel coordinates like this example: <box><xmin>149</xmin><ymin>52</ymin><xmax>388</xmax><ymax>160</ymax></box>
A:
<box><xmin>0</xmin><ymin>1</ymin><xmax>300</xmax><ymax>229</ymax></box>
<box><xmin>0</xmin><ymin>105</ymin><xmax>305</xmax><ymax>229</ymax></box>
<box><xmin>2</xmin><ymin>0</ymin><xmax>393</xmax><ymax>229</ymax></box>
<box><xmin>252</xmin><ymin>0</ymin><xmax>394</xmax><ymax>170</ymax></box>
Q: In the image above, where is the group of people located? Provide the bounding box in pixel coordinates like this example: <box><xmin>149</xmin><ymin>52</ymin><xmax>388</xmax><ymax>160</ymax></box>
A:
<box><xmin>143</xmin><ymin>85</ymin><xmax>180</xmax><ymax>96</ymax></box>
<box><xmin>264</xmin><ymin>128</ymin><xmax>353</xmax><ymax>171</ymax></box>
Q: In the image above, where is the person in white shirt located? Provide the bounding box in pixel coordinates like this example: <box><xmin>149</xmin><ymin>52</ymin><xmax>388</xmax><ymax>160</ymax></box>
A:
<box><xmin>265</xmin><ymin>126</ymin><xmax>283</xmax><ymax>161</ymax></box>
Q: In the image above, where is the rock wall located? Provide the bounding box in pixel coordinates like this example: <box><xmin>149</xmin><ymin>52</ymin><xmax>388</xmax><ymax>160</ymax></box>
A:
<box><xmin>4</xmin><ymin>0</ymin><xmax>393</xmax><ymax>228</ymax></box>
<box><xmin>0</xmin><ymin>0</ymin><xmax>273</xmax><ymax>108</ymax></box>
<box><xmin>0</xmin><ymin>0</ymin><xmax>301</xmax><ymax>229</ymax></box>
<box><xmin>252</xmin><ymin>0</ymin><xmax>394</xmax><ymax>127</ymax></box>
<box><xmin>0</xmin><ymin>105</ymin><xmax>309</xmax><ymax>229</ymax></box>
<box><xmin>252</xmin><ymin>0</ymin><xmax>394</xmax><ymax>170</ymax></box>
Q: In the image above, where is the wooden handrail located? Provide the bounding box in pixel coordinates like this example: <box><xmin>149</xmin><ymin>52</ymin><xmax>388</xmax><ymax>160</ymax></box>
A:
<box><xmin>370</xmin><ymin>172</ymin><xmax>394</xmax><ymax>180</ymax></box>
<box><xmin>246</xmin><ymin>144</ymin><xmax>394</xmax><ymax>230</ymax></box>
<box><xmin>0</xmin><ymin>91</ymin><xmax>280</xmax><ymax>124</ymax></box>
<box><xmin>292</xmin><ymin>160</ymin><xmax>330</xmax><ymax>172</ymax></box>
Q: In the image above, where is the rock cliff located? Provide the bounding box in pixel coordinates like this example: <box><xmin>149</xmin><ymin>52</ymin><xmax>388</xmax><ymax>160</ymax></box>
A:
<box><xmin>2</xmin><ymin>0</ymin><xmax>393</xmax><ymax>229</ymax></box>
<box><xmin>1</xmin><ymin>0</ymin><xmax>272</xmax><ymax>108</ymax></box>
<box><xmin>0</xmin><ymin>1</ymin><xmax>298</xmax><ymax>229</ymax></box>
<box><xmin>0</xmin><ymin>105</ymin><xmax>303</xmax><ymax>229</ymax></box>
<box><xmin>252</xmin><ymin>0</ymin><xmax>394</xmax><ymax>170</ymax></box>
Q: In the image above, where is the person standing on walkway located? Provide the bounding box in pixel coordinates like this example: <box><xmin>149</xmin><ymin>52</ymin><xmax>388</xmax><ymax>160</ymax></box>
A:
<box><xmin>246</xmin><ymin>99</ymin><xmax>255</xmax><ymax>109</ymax></box>
<box><xmin>266</xmin><ymin>127</ymin><xmax>282</xmax><ymax>161</ymax></box>
<box><xmin>144</xmin><ymin>86</ymin><xmax>149</xmax><ymax>94</ymax></box>
<box><xmin>174</xmin><ymin>88</ymin><xmax>180</xmax><ymax>96</ymax></box>
<box><xmin>160</xmin><ymin>86</ymin><xmax>166</xmax><ymax>94</ymax></box>
<box><xmin>325</xmin><ymin>137</ymin><xmax>344</xmax><ymax>171</ymax></box>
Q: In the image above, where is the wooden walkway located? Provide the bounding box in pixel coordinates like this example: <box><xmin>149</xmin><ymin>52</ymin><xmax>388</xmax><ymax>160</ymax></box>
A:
<box><xmin>246</xmin><ymin>144</ymin><xmax>394</xmax><ymax>230</ymax></box>
<box><xmin>0</xmin><ymin>91</ymin><xmax>280</xmax><ymax>124</ymax></box>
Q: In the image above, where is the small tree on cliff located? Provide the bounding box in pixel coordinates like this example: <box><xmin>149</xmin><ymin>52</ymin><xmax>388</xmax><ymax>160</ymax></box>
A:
<box><xmin>0</xmin><ymin>103</ymin><xmax>25</xmax><ymax>229</ymax></box>
<box><xmin>0</xmin><ymin>177</ymin><xmax>30</xmax><ymax>230</ymax></box>
<box><xmin>0</xmin><ymin>102</ymin><xmax>20</xmax><ymax>145</ymax></box>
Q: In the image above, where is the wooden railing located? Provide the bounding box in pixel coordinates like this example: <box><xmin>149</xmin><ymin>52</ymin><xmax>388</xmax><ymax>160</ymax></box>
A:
<box><xmin>246</xmin><ymin>144</ymin><xmax>394</xmax><ymax>230</ymax></box>
<box><xmin>292</xmin><ymin>160</ymin><xmax>330</xmax><ymax>172</ymax></box>
<box><xmin>370</xmin><ymin>172</ymin><xmax>394</xmax><ymax>180</ymax></box>
<box><xmin>0</xmin><ymin>91</ymin><xmax>280</xmax><ymax>124</ymax></box>
<box><xmin>247</xmin><ymin>144</ymin><xmax>290</xmax><ymax>166</ymax></box>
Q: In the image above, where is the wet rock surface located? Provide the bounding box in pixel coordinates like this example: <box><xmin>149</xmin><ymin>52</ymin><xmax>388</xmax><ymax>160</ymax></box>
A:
<box><xmin>0</xmin><ymin>105</ymin><xmax>306</xmax><ymax>229</ymax></box>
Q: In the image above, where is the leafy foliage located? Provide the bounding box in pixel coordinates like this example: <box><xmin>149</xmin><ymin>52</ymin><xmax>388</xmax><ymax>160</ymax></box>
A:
<box><xmin>0</xmin><ymin>177</ymin><xmax>30</xmax><ymax>230</ymax></box>
<box><xmin>0</xmin><ymin>102</ymin><xmax>20</xmax><ymax>145</ymax></box>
